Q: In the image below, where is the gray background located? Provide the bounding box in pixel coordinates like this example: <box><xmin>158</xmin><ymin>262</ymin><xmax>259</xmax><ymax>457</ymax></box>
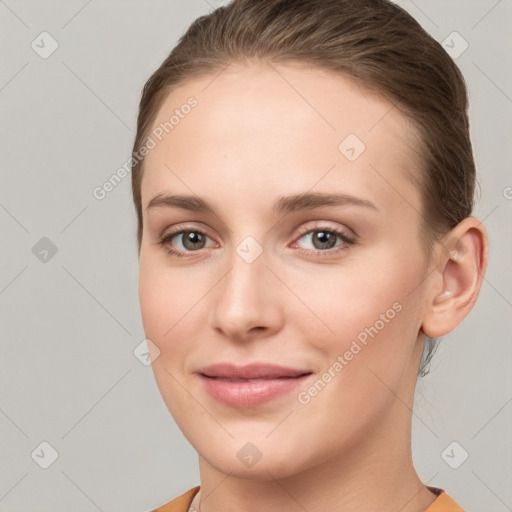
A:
<box><xmin>1</xmin><ymin>0</ymin><xmax>511</xmax><ymax>511</ymax></box>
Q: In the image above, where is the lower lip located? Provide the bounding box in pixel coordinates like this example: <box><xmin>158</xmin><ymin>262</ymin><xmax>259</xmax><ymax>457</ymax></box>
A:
<box><xmin>199</xmin><ymin>374</ymin><xmax>312</xmax><ymax>408</ymax></box>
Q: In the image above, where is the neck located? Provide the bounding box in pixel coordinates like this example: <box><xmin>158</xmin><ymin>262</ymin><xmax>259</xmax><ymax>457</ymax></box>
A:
<box><xmin>193</xmin><ymin>398</ymin><xmax>436</xmax><ymax>512</ymax></box>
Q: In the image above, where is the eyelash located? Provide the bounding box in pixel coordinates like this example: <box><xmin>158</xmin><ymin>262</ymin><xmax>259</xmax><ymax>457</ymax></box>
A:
<box><xmin>157</xmin><ymin>224</ymin><xmax>356</xmax><ymax>259</ymax></box>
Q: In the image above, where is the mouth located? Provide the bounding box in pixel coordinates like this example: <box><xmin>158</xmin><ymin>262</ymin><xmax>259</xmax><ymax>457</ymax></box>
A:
<box><xmin>203</xmin><ymin>376</ymin><xmax>310</xmax><ymax>382</ymax></box>
<box><xmin>197</xmin><ymin>363</ymin><xmax>313</xmax><ymax>407</ymax></box>
<box><xmin>199</xmin><ymin>362</ymin><xmax>312</xmax><ymax>379</ymax></box>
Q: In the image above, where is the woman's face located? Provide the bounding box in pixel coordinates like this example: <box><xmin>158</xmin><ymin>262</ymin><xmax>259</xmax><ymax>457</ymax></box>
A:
<box><xmin>138</xmin><ymin>62</ymin><xmax>433</xmax><ymax>479</ymax></box>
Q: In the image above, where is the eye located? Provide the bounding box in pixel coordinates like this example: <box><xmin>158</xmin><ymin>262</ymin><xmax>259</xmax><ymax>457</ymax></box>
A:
<box><xmin>291</xmin><ymin>225</ymin><xmax>356</xmax><ymax>255</ymax></box>
<box><xmin>158</xmin><ymin>229</ymin><xmax>217</xmax><ymax>257</ymax></box>
<box><xmin>157</xmin><ymin>224</ymin><xmax>356</xmax><ymax>258</ymax></box>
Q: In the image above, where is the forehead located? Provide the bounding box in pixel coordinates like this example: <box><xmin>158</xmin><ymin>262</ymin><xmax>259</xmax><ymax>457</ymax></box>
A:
<box><xmin>140</xmin><ymin>61</ymin><xmax>421</xmax><ymax>216</ymax></box>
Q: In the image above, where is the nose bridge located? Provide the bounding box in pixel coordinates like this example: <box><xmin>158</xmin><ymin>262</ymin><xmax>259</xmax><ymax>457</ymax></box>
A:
<box><xmin>210</xmin><ymin>239</ymin><xmax>282</xmax><ymax>339</ymax></box>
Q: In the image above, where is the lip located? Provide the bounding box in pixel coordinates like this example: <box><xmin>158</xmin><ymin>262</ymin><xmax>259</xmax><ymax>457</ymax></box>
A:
<box><xmin>197</xmin><ymin>363</ymin><xmax>313</xmax><ymax>408</ymax></box>
<box><xmin>199</xmin><ymin>362</ymin><xmax>311</xmax><ymax>379</ymax></box>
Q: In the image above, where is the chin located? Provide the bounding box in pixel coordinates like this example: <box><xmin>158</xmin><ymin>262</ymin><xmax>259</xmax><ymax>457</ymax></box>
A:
<box><xmin>195</xmin><ymin>435</ymin><xmax>315</xmax><ymax>482</ymax></box>
<box><xmin>205</xmin><ymin>451</ymin><xmax>301</xmax><ymax>482</ymax></box>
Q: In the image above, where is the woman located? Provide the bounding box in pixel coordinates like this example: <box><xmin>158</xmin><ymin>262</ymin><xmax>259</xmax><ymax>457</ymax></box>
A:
<box><xmin>130</xmin><ymin>1</ymin><xmax>488</xmax><ymax>510</ymax></box>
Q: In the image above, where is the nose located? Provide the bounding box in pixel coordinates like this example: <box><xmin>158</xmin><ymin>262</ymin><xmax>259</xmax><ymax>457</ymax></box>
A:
<box><xmin>209</xmin><ymin>247</ymin><xmax>285</xmax><ymax>343</ymax></box>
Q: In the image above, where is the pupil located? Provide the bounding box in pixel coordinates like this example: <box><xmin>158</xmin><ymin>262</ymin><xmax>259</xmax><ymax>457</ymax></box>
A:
<box><xmin>314</xmin><ymin>231</ymin><xmax>336</xmax><ymax>249</ymax></box>
<box><xmin>184</xmin><ymin>231</ymin><xmax>204</xmax><ymax>250</ymax></box>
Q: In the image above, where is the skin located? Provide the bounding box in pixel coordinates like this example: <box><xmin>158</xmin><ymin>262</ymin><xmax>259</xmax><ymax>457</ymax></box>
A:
<box><xmin>138</xmin><ymin>62</ymin><xmax>487</xmax><ymax>512</ymax></box>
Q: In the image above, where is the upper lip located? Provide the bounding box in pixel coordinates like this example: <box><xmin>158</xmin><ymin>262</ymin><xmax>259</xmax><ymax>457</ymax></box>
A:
<box><xmin>198</xmin><ymin>363</ymin><xmax>312</xmax><ymax>379</ymax></box>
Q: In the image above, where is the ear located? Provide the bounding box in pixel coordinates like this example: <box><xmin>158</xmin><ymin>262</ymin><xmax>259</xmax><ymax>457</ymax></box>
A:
<box><xmin>421</xmin><ymin>217</ymin><xmax>488</xmax><ymax>338</ymax></box>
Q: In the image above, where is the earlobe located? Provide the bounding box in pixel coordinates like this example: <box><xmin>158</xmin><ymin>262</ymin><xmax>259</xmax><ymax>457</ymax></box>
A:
<box><xmin>422</xmin><ymin>217</ymin><xmax>488</xmax><ymax>338</ymax></box>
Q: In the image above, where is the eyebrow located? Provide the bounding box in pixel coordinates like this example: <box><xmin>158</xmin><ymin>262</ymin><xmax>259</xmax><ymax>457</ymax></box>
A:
<box><xmin>145</xmin><ymin>191</ymin><xmax>378</xmax><ymax>215</ymax></box>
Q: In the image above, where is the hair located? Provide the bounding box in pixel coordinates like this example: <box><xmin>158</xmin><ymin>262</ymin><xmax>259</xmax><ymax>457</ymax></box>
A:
<box><xmin>130</xmin><ymin>0</ymin><xmax>476</xmax><ymax>376</ymax></box>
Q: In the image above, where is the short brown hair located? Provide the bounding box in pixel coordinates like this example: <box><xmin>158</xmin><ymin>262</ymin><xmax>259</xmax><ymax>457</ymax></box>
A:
<box><xmin>131</xmin><ymin>0</ymin><xmax>476</xmax><ymax>375</ymax></box>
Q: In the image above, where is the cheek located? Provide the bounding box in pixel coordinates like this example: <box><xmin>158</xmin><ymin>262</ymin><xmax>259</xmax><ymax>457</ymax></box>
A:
<box><xmin>138</xmin><ymin>260</ymin><xmax>204</xmax><ymax>418</ymax></box>
<box><xmin>299</xmin><ymin>259</ymin><xmax>411</xmax><ymax>337</ymax></box>
<box><xmin>293</xmin><ymin>251</ymin><xmax>422</xmax><ymax>385</ymax></box>
<box><xmin>289</xmin><ymin>265</ymin><xmax>420</xmax><ymax>445</ymax></box>
<box><xmin>138</xmin><ymin>253</ymin><xmax>226</xmax><ymax>395</ymax></box>
<box><xmin>138</xmin><ymin>259</ymin><xmax>200</xmax><ymax>355</ymax></box>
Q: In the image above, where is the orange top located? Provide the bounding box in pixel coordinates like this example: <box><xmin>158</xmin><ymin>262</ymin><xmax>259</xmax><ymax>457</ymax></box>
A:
<box><xmin>151</xmin><ymin>485</ymin><xmax>464</xmax><ymax>512</ymax></box>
